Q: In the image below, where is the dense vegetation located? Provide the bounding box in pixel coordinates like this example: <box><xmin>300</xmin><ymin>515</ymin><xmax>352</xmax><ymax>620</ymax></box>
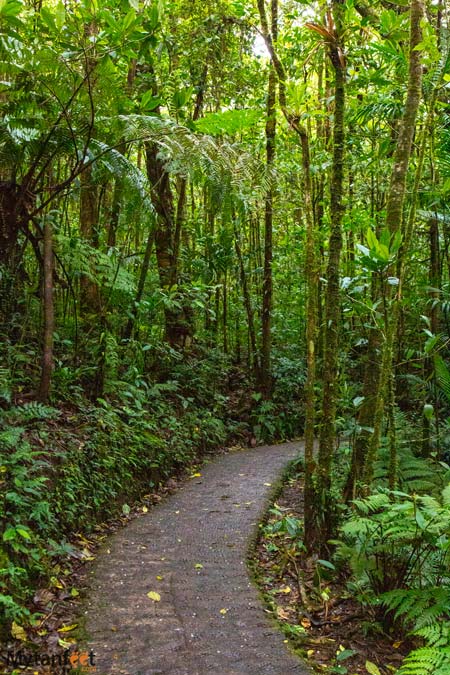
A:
<box><xmin>1</xmin><ymin>0</ymin><xmax>450</xmax><ymax>671</ymax></box>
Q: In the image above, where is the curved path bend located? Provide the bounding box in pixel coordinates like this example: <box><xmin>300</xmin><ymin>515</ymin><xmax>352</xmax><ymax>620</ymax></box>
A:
<box><xmin>84</xmin><ymin>441</ymin><xmax>309</xmax><ymax>675</ymax></box>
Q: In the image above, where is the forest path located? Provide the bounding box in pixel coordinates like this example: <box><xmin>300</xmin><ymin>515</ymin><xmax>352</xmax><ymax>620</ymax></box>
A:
<box><xmin>83</xmin><ymin>441</ymin><xmax>309</xmax><ymax>675</ymax></box>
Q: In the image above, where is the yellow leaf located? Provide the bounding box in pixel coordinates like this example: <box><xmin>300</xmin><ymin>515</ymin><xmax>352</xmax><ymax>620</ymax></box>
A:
<box><xmin>142</xmin><ymin>506</ymin><xmax>148</xmax><ymax>513</ymax></box>
<box><xmin>366</xmin><ymin>661</ymin><xmax>381</xmax><ymax>675</ymax></box>
<box><xmin>301</xmin><ymin>617</ymin><xmax>311</xmax><ymax>628</ymax></box>
<box><xmin>11</xmin><ymin>622</ymin><xmax>27</xmax><ymax>641</ymax></box>
<box><xmin>307</xmin><ymin>649</ymin><xmax>315</xmax><ymax>657</ymax></box>
<box><xmin>147</xmin><ymin>591</ymin><xmax>161</xmax><ymax>602</ymax></box>
<box><xmin>219</xmin><ymin>608</ymin><xmax>228</xmax><ymax>614</ymax></box>
<box><xmin>264</xmin><ymin>482</ymin><xmax>272</xmax><ymax>486</ymax></box>
<box><xmin>190</xmin><ymin>472</ymin><xmax>202</xmax><ymax>478</ymax></box>
<box><xmin>195</xmin><ymin>563</ymin><xmax>203</xmax><ymax>569</ymax></box>
<box><xmin>58</xmin><ymin>623</ymin><xmax>78</xmax><ymax>633</ymax></box>
<box><xmin>156</xmin><ymin>575</ymin><xmax>164</xmax><ymax>581</ymax></box>
<box><xmin>280</xmin><ymin>586</ymin><xmax>292</xmax><ymax>594</ymax></box>
<box><xmin>393</xmin><ymin>641</ymin><xmax>402</xmax><ymax>649</ymax></box>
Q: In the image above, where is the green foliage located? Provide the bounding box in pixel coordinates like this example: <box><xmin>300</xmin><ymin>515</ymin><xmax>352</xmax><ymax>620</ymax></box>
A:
<box><xmin>374</xmin><ymin>442</ymin><xmax>444</xmax><ymax>495</ymax></box>
<box><xmin>335</xmin><ymin>486</ymin><xmax>450</xmax><ymax>602</ymax></box>
<box><xmin>398</xmin><ymin>613</ymin><xmax>450</xmax><ymax>675</ymax></box>
<box><xmin>251</xmin><ymin>355</ymin><xmax>306</xmax><ymax>442</ymax></box>
<box><xmin>0</xmin><ymin>404</ymin><xmax>59</xmax><ymax>630</ymax></box>
<box><xmin>194</xmin><ymin>109</ymin><xmax>262</xmax><ymax>136</ymax></box>
<box><xmin>0</xmin><ymin>347</ymin><xmax>242</xmax><ymax>635</ymax></box>
<box><xmin>261</xmin><ymin>505</ymin><xmax>305</xmax><ymax>566</ymax></box>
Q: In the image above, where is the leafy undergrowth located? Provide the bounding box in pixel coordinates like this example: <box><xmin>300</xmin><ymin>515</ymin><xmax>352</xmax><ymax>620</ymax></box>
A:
<box><xmin>0</xmin><ymin>455</ymin><xmax>229</xmax><ymax>673</ymax></box>
<box><xmin>252</xmin><ymin>477</ymin><xmax>412</xmax><ymax>675</ymax></box>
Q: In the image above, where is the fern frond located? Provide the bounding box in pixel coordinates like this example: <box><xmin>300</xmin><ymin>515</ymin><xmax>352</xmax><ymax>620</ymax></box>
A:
<box><xmin>398</xmin><ymin>646</ymin><xmax>450</xmax><ymax>675</ymax></box>
<box><xmin>434</xmin><ymin>355</ymin><xmax>450</xmax><ymax>405</ymax></box>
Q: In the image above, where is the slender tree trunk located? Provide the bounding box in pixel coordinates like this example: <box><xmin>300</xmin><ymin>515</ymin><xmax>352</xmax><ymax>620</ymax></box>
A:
<box><xmin>124</xmin><ymin>225</ymin><xmax>155</xmax><ymax>340</ymax></box>
<box><xmin>301</xmin><ymin>127</ymin><xmax>319</xmax><ymax>550</ymax></box>
<box><xmin>316</xmin><ymin>1</ymin><xmax>346</xmax><ymax>545</ymax></box>
<box><xmin>107</xmin><ymin>178</ymin><xmax>122</xmax><ymax>249</ymax></box>
<box><xmin>234</xmin><ymin>217</ymin><xmax>259</xmax><ymax>377</ymax></box>
<box><xmin>261</xmin><ymin>36</ymin><xmax>277</xmax><ymax>395</ymax></box>
<box><xmin>38</xmin><ymin>217</ymin><xmax>54</xmax><ymax>402</ymax></box>
<box><xmin>223</xmin><ymin>269</ymin><xmax>228</xmax><ymax>353</ymax></box>
<box><xmin>363</xmin><ymin>0</ymin><xmax>425</xmax><ymax>485</ymax></box>
<box><xmin>79</xmin><ymin>166</ymin><xmax>100</xmax><ymax>313</ymax></box>
<box><xmin>422</xmin><ymin>216</ymin><xmax>441</xmax><ymax>456</ymax></box>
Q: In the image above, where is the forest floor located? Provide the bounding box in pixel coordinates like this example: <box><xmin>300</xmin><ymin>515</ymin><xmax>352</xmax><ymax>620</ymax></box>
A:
<box><xmin>252</xmin><ymin>477</ymin><xmax>411</xmax><ymax>675</ymax></box>
<box><xmin>79</xmin><ymin>441</ymin><xmax>308</xmax><ymax>675</ymax></box>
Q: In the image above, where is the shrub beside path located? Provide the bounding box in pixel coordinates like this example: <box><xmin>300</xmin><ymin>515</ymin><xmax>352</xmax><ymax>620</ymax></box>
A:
<box><xmin>83</xmin><ymin>441</ymin><xmax>310</xmax><ymax>675</ymax></box>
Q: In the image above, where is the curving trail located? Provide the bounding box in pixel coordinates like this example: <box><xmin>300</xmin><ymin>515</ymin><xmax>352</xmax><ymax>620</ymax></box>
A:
<box><xmin>83</xmin><ymin>442</ymin><xmax>310</xmax><ymax>675</ymax></box>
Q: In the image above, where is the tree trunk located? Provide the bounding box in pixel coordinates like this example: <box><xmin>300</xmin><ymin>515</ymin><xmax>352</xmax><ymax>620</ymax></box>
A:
<box><xmin>124</xmin><ymin>224</ymin><xmax>155</xmax><ymax>340</ymax></box>
<box><xmin>363</xmin><ymin>0</ymin><xmax>425</xmax><ymax>485</ymax></box>
<box><xmin>316</xmin><ymin>0</ymin><xmax>346</xmax><ymax>546</ymax></box>
<box><xmin>261</xmin><ymin>34</ymin><xmax>277</xmax><ymax>395</ymax></box>
<box><xmin>79</xmin><ymin>166</ymin><xmax>100</xmax><ymax>313</ymax></box>
<box><xmin>38</xmin><ymin>217</ymin><xmax>54</xmax><ymax>403</ymax></box>
<box><xmin>301</xmin><ymin>127</ymin><xmax>319</xmax><ymax>550</ymax></box>
<box><xmin>234</xmin><ymin>217</ymin><xmax>259</xmax><ymax>378</ymax></box>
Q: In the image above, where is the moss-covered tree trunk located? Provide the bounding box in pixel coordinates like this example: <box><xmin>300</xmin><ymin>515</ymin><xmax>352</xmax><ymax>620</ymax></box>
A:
<box><xmin>363</xmin><ymin>0</ymin><xmax>425</xmax><ymax>485</ymax></box>
<box><xmin>38</xmin><ymin>216</ymin><xmax>54</xmax><ymax>403</ymax></box>
<box><xmin>260</xmin><ymin>0</ymin><xmax>278</xmax><ymax>397</ymax></box>
<box><xmin>316</xmin><ymin>0</ymin><xmax>346</xmax><ymax>546</ymax></box>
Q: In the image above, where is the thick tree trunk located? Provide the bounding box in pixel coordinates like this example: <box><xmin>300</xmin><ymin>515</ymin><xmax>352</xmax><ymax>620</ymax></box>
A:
<box><xmin>145</xmin><ymin>141</ymin><xmax>186</xmax><ymax>345</ymax></box>
<box><xmin>0</xmin><ymin>182</ymin><xmax>30</xmax><ymax>330</ymax></box>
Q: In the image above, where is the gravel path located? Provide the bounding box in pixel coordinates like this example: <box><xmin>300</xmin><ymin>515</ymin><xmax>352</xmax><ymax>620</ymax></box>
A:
<box><xmin>83</xmin><ymin>442</ymin><xmax>310</xmax><ymax>675</ymax></box>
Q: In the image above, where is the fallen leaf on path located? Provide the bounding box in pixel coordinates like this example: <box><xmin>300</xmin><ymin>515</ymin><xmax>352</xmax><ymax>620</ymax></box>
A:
<box><xmin>195</xmin><ymin>564</ymin><xmax>203</xmax><ymax>569</ymax></box>
<box><xmin>58</xmin><ymin>624</ymin><xmax>78</xmax><ymax>633</ymax></box>
<box><xmin>147</xmin><ymin>591</ymin><xmax>161</xmax><ymax>602</ymax></box>
<box><xmin>219</xmin><ymin>608</ymin><xmax>228</xmax><ymax>615</ymax></box>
